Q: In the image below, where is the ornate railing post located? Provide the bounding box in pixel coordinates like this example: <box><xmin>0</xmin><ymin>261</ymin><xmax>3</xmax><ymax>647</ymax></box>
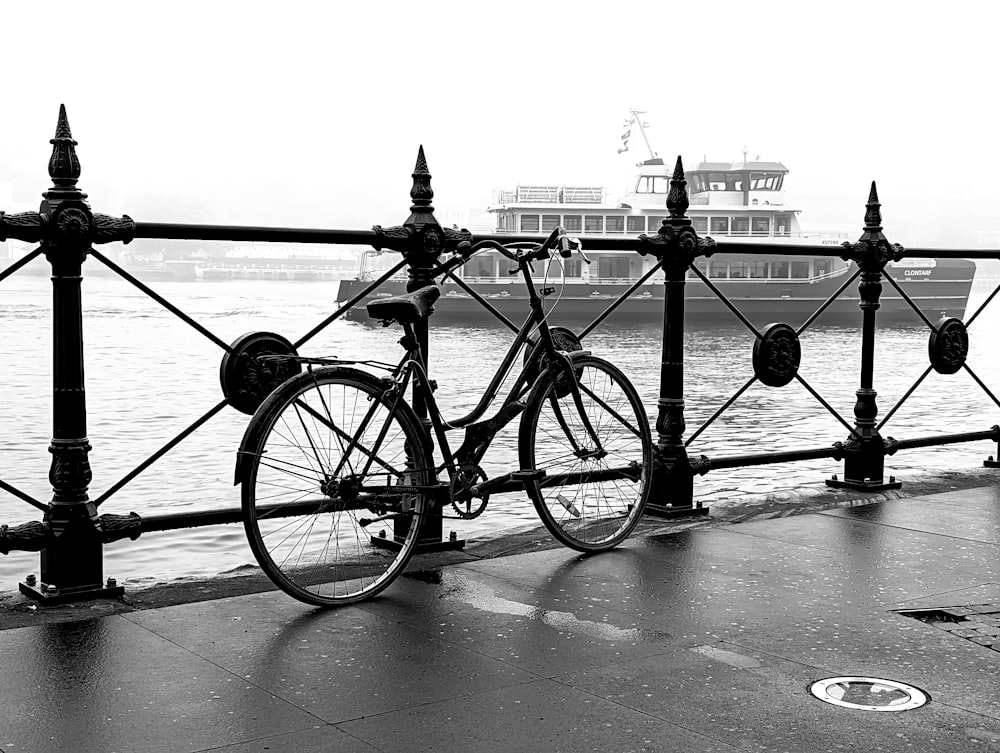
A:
<box><xmin>372</xmin><ymin>147</ymin><xmax>470</xmax><ymax>547</ymax></box>
<box><xmin>638</xmin><ymin>157</ymin><xmax>713</xmax><ymax>517</ymax></box>
<box><xmin>827</xmin><ymin>182</ymin><xmax>902</xmax><ymax>492</ymax></box>
<box><xmin>0</xmin><ymin>105</ymin><xmax>136</xmax><ymax>601</ymax></box>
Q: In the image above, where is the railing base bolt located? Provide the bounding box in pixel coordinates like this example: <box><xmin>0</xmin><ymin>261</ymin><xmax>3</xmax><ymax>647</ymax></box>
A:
<box><xmin>379</xmin><ymin>529</ymin><xmax>386</xmax><ymax>538</ymax></box>
<box><xmin>832</xmin><ymin>474</ymin><xmax>839</xmax><ymax>482</ymax></box>
<box><xmin>449</xmin><ymin>530</ymin><xmax>457</xmax><ymax>542</ymax></box>
<box><xmin>864</xmin><ymin>477</ymin><xmax>871</xmax><ymax>483</ymax></box>
<box><xmin>25</xmin><ymin>574</ymin><xmax>36</xmax><ymax>587</ymax></box>
<box><xmin>106</xmin><ymin>577</ymin><xmax>117</xmax><ymax>588</ymax></box>
<box><xmin>889</xmin><ymin>476</ymin><xmax>896</xmax><ymax>483</ymax></box>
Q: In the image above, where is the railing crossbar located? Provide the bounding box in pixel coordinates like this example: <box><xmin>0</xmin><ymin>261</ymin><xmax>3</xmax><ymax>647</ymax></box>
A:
<box><xmin>882</xmin><ymin>270</ymin><xmax>938</xmax><ymax>331</ymax></box>
<box><xmin>579</xmin><ymin>259</ymin><xmax>664</xmax><ymax>339</ymax></box>
<box><xmin>965</xmin><ymin>279</ymin><xmax>1000</xmax><ymax>329</ymax></box>
<box><xmin>90</xmin><ymin>249</ymin><xmax>234</xmax><ymax>353</ymax></box>
<box><xmin>0</xmin><ymin>247</ymin><xmax>43</xmax><ymax>284</ymax></box>
<box><xmin>293</xmin><ymin>258</ymin><xmax>407</xmax><ymax>348</ymax></box>
<box><xmin>94</xmin><ymin>399</ymin><xmax>229</xmax><ymax>507</ymax></box>
<box><xmin>795</xmin><ymin>373</ymin><xmax>861</xmax><ymax>441</ymax></box>
<box><xmin>877</xmin><ymin>365</ymin><xmax>933</xmax><ymax>432</ymax></box>
<box><xmin>0</xmin><ymin>478</ymin><xmax>47</xmax><ymax>512</ymax></box>
<box><xmin>689</xmin><ymin>265</ymin><xmax>763</xmax><ymax>338</ymax></box>
<box><xmin>442</xmin><ymin>271</ymin><xmax>521</xmax><ymax>334</ymax></box>
<box><xmin>796</xmin><ymin>266</ymin><xmax>863</xmax><ymax>335</ymax></box>
<box><xmin>962</xmin><ymin>363</ymin><xmax>1000</xmax><ymax>410</ymax></box>
<box><xmin>686</xmin><ymin>375</ymin><xmax>758</xmax><ymax>447</ymax></box>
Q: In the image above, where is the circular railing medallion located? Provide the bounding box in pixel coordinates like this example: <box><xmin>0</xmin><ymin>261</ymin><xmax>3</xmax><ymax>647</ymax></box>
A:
<box><xmin>752</xmin><ymin>323</ymin><xmax>801</xmax><ymax>388</ymax></box>
<box><xmin>220</xmin><ymin>332</ymin><xmax>301</xmax><ymax>415</ymax></box>
<box><xmin>928</xmin><ymin>317</ymin><xmax>968</xmax><ymax>375</ymax></box>
<box><xmin>809</xmin><ymin>677</ymin><xmax>928</xmax><ymax>712</ymax></box>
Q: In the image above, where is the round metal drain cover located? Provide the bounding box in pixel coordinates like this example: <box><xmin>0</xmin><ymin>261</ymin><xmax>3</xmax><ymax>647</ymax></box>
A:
<box><xmin>809</xmin><ymin>677</ymin><xmax>928</xmax><ymax>712</ymax></box>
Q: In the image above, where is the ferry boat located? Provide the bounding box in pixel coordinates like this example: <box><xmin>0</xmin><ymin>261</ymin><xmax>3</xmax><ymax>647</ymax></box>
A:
<box><xmin>338</xmin><ymin>115</ymin><xmax>975</xmax><ymax>327</ymax></box>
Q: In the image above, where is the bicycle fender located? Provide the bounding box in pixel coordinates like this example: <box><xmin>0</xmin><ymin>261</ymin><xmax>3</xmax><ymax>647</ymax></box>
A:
<box><xmin>233</xmin><ymin>366</ymin><xmax>392</xmax><ymax>486</ymax></box>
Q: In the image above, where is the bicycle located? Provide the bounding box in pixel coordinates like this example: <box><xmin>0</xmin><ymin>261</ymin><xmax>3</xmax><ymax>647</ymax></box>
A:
<box><xmin>236</xmin><ymin>227</ymin><xmax>653</xmax><ymax>606</ymax></box>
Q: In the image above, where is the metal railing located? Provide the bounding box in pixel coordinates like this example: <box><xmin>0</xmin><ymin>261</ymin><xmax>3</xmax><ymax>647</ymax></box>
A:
<box><xmin>0</xmin><ymin>105</ymin><xmax>998</xmax><ymax>604</ymax></box>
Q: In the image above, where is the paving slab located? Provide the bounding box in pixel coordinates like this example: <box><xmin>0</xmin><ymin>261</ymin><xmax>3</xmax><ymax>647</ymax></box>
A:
<box><xmin>0</xmin><ymin>488</ymin><xmax>996</xmax><ymax>752</ymax></box>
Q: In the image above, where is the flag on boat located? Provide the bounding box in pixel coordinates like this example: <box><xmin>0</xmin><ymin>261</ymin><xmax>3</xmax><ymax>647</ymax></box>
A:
<box><xmin>618</xmin><ymin>128</ymin><xmax>631</xmax><ymax>154</ymax></box>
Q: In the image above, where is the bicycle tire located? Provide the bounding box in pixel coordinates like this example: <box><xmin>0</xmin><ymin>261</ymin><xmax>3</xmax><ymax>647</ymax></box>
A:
<box><xmin>239</xmin><ymin>367</ymin><xmax>432</xmax><ymax>605</ymax></box>
<box><xmin>519</xmin><ymin>355</ymin><xmax>652</xmax><ymax>552</ymax></box>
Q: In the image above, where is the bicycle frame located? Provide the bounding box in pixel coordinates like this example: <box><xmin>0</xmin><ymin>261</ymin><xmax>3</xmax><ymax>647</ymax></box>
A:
<box><xmin>378</xmin><ymin>258</ymin><xmax>606</xmax><ymax>500</ymax></box>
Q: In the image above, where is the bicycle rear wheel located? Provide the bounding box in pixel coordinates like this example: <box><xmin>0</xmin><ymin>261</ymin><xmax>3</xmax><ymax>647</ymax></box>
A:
<box><xmin>240</xmin><ymin>367</ymin><xmax>432</xmax><ymax>606</ymax></box>
<box><xmin>519</xmin><ymin>355</ymin><xmax>651</xmax><ymax>552</ymax></box>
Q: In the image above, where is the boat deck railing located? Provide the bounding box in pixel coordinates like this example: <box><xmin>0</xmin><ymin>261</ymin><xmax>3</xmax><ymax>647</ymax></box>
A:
<box><xmin>0</xmin><ymin>106</ymin><xmax>998</xmax><ymax>604</ymax></box>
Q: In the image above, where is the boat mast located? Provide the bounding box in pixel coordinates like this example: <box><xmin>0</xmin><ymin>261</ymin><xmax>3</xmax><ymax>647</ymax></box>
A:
<box><xmin>627</xmin><ymin>109</ymin><xmax>657</xmax><ymax>162</ymax></box>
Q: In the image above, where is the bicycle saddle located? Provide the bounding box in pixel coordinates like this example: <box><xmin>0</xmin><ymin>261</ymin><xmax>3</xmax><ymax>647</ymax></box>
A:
<box><xmin>366</xmin><ymin>285</ymin><xmax>441</xmax><ymax>324</ymax></box>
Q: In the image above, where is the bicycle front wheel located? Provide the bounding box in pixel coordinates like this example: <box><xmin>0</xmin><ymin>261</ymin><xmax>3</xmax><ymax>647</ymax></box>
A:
<box><xmin>519</xmin><ymin>355</ymin><xmax>652</xmax><ymax>552</ymax></box>
<box><xmin>240</xmin><ymin>367</ymin><xmax>433</xmax><ymax>606</ymax></box>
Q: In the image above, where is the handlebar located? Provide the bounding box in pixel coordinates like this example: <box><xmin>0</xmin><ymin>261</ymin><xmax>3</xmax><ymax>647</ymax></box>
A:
<box><xmin>444</xmin><ymin>227</ymin><xmax>589</xmax><ymax>274</ymax></box>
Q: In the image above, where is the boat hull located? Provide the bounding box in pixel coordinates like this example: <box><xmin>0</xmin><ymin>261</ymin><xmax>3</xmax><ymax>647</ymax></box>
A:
<box><xmin>337</xmin><ymin>259</ymin><xmax>977</xmax><ymax>328</ymax></box>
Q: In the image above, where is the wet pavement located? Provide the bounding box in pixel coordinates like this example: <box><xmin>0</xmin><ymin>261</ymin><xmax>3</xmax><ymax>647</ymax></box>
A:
<box><xmin>0</xmin><ymin>486</ymin><xmax>997</xmax><ymax>752</ymax></box>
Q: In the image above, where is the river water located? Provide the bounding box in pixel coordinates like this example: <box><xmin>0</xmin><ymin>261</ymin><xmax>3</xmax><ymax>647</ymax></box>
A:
<box><xmin>1</xmin><ymin>272</ymin><xmax>998</xmax><ymax>590</ymax></box>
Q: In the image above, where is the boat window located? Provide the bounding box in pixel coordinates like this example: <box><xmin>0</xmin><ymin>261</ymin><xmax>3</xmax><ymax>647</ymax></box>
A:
<box><xmin>749</xmin><ymin>172</ymin><xmax>784</xmax><ymax>191</ymax></box>
<box><xmin>585</xmin><ymin>215</ymin><xmax>604</xmax><ymax>233</ymax></box>
<box><xmin>815</xmin><ymin>258</ymin><xmax>832</xmax><ymax>276</ymax></box>
<box><xmin>636</xmin><ymin>176</ymin><xmax>669</xmax><ymax>194</ymax></box>
<box><xmin>726</xmin><ymin>174</ymin><xmax>743</xmax><ymax>191</ymax></box>
<box><xmin>542</xmin><ymin>214</ymin><xmax>560</xmax><ymax>232</ymax></box>
<box><xmin>692</xmin><ymin>217</ymin><xmax>708</xmax><ymax>233</ymax></box>
<box><xmin>749</xmin><ymin>262</ymin><xmax>769</xmax><ymax>278</ymax></box>
<box><xmin>691</xmin><ymin>174</ymin><xmax>708</xmax><ymax>193</ymax></box>
<box><xmin>466</xmin><ymin>256</ymin><xmax>495</xmax><ymax>278</ymax></box>
<box><xmin>692</xmin><ymin>259</ymin><xmax>709</xmax><ymax>277</ymax></box>
<box><xmin>751</xmin><ymin>217</ymin><xmax>769</xmax><ymax>235</ymax></box>
<box><xmin>627</xmin><ymin>216</ymin><xmax>645</xmax><ymax>233</ymax></box>
<box><xmin>730</xmin><ymin>261</ymin><xmax>748</xmax><ymax>279</ymax></box>
<box><xmin>521</xmin><ymin>215</ymin><xmax>539</xmax><ymax>232</ymax></box>
<box><xmin>710</xmin><ymin>217</ymin><xmax>729</xmax><ymax>234</ymax></box>
<box><xmin>598</xmin><ymin>257</ymin><xmax>630</xmax><ymax>279</ymax></box>
<box><xmin>708</xmin><ymin>261</ymin><xmax>729</xmax><ymax>279</ymax></box>
<box><xmin>791</xmin><ymin>261</ymin><xmax>810</xmax><ymax>278</ymax></box>
<box><xmin>563</xmin><ymin>259</ymin><xmax>582</xmax><ymax>277</ymax></box>
<box><xmin>708</xmin><ymin>173</ymin><xmax>726</xmax><ymax>190</ymax></box>
<box><xmin>772</xmin><ymin>261</ymin><xmax>789</xmax><ymax>279</ymax></box>
<box><xmin>648</xmin><ymin>216</ymin><xmax>666</xmax><ymax>232</ymax></box>
<box><xmin>732</xmin><ymin>217</ymin><xmax>750</xmax><ymax>235</ymax></box>
<box><xmin>606</xmin><ymin>216</ymin><xmax>625</xmax><ymax>233</ymax></box>
<box><xmin>775</xmin><ymin>214</ymin><xmax>791</xmax><ymax>236</ymax></box>
<box><xmin>564</xmin><ymin>215</ymin><xmax>582</xmax><ymax>232</ymax></box>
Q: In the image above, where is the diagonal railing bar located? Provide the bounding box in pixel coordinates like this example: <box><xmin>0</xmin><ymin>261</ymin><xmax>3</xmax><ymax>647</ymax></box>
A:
<box><xmin>876</xmin><ymin>364</ymin><xmax>933</xmax><ymax>432</ymax></box>
<box><xmin>441</xmin><ymin>270</ymin><xmax>521</xmax><ymax>334</ymax></box>
<box><xmin>962</xmin><ymin>363</ymin><xmax>1000</xmax><ymax>410</ymax></box>
<box><xmin>93</xmin><ymin>399</ymin><xmax>229</xmax><ymax>507</ymax></box>
<box><xmin>965</xmin><ymin>279</ymin><xmax>1000</xmax><ymax>329</ymax></box>
<box><xmin>881</xmin><ymin>270</ymin><xmax>938</xmax><ymax>331</ymax></box>
<box><xmin>0</xmin><ymin>248</ymin><xmax>43</xmax><ymax>284</ymax></box>
<box><xmin>293</xmin><ymin>258</ymin><xmax>407</xmax><ymax>348</ymax></box>
<box><xmin>0</xmin><ymin>478</ymin><xmax>47</xmax><ymax>512</ymax></box>
<box><xmin>796</xmin><ymin>266</ymin><xmax>863</xmax><ymax>335</ymax></box>
<box><xmin>689</xmin><ymin>265</ymin><xmax>763</xmax><ymax>338</ymax></box>
<box><xmin>794</xmin><ymin>373</ymin><xmax>862</xmax><ymax>440</ymax></box>
<box><xmin>90</xmin><ymin>249</ymin><xmax>233</xmax><ymax>353</ymax></box>
<box><xmin>578</xmin><ymin>259</ymin><xmax>665</xmax><ymax>339</ymax></box>
<box><xmin>685</xmin><ymin>374</ymin><xmax>758</xmax><ymax>447</ymax></box>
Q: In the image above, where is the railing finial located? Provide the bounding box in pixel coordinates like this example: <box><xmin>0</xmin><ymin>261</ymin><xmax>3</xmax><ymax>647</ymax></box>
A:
<box><xmin>864</xmin><ymin>180</ymin><xmax>882</xmax><ymax>231</ymax></box>
<box><xmin>49</xmin><ymin>104</ymin><xmax>81</xmax><ymax>189</ymax></box>
<box><xmin>409</xmin><ymin>144</ymin><xmax>434</xmax><ymax>217</ymax></box>
<box><xmin>667</xmin><ymin>155</ymin><xmax>689</xmax><ymax>218</ymax></box>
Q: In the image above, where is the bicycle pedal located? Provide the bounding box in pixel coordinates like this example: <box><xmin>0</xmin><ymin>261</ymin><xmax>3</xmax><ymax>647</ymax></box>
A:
<box><xmin>511</xmin><ymin>469</ymin><xmax>546</xmax><ymax>481</ymax></box>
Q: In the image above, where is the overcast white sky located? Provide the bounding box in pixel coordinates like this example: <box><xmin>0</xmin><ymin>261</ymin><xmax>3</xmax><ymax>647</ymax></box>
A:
<box><xmin>2</xmin><ymin>0</ymin><xmax>998</xmax><ymax>247</ymax></box>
